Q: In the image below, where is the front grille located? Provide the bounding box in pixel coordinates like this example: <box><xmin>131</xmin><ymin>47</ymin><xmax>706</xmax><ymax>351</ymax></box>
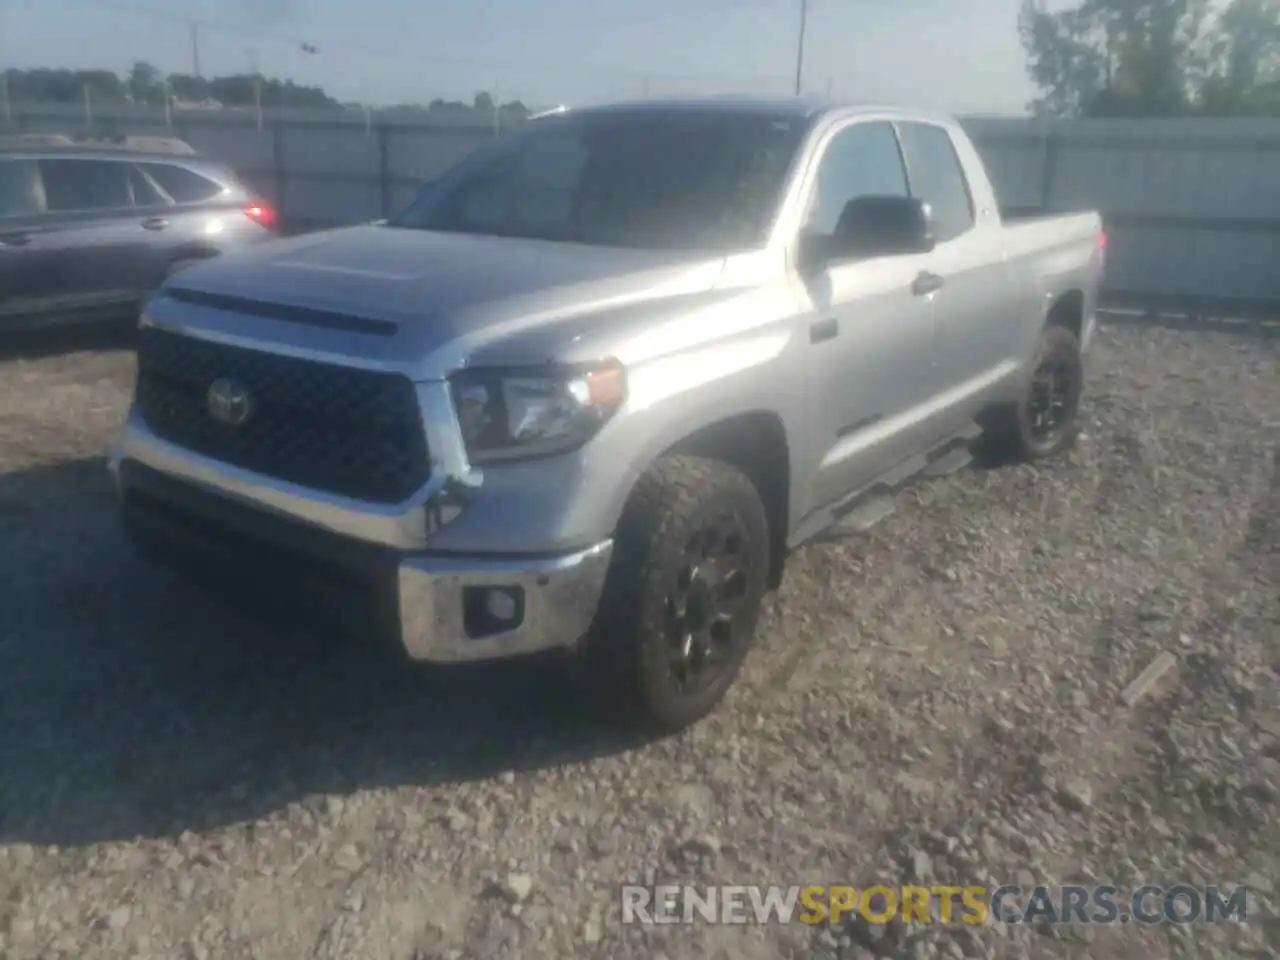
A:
<box><xmin>134</xmin><ymin>326</ymin><xmax>431</xmax><ymax>503</ymax></box>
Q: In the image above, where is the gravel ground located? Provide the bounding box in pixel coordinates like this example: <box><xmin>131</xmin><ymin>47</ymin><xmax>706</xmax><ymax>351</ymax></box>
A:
<box><xmin>0</xmin><ymin>321</ymin><xmax>1276</xmax><ymax>960</ymax></box>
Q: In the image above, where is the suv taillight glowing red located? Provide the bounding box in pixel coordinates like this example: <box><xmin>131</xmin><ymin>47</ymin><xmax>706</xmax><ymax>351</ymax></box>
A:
<box><xmin>243</xmin><ymin>202</ymin><xmax>277</xmax><ymax>229</ymax></box>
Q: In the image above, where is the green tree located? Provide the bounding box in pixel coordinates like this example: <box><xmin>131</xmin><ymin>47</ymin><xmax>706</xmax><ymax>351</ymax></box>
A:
<box><xmin>1019</xmin><ymin>0</ymin><xmax>1280</xmax><ymax>116</ymax></box>
<box><xmin>1200</xmin><ymin>0</ymin><xmax>1280</xmax><ymax>113</ymax></box>
<box><xmin>127</xmin><ymin>60</ymin><xmax>165</xmax><ymax>106</ymax></box>
<box><xmin>1018</xmin><ymin>1</ymin><xmax>1110</xmax><ymax>115</ymax></box>
<box><xmin>3</xmin><ymin>67</ymin><xmax>126</xmax><ymax>103</ymax></box>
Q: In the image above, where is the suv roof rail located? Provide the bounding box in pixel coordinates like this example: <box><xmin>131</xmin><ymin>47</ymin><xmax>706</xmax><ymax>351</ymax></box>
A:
<box><xmin>0</xmin><ymin>133</ymin><xmax>198</xmax><ymax>155</ymax></box>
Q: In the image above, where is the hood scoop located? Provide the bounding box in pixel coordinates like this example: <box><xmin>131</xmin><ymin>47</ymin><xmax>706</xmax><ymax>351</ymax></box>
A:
<box><xmin>164</xmin><ymin>286</ymin><xmax>398</xmax><ymax>337</ymax></box>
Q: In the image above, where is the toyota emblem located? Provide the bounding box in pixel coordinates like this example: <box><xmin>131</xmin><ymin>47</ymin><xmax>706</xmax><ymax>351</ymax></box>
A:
<box><xmin>206</xmin><ymin>377</ymin><xmax>252</xmax><ymax>427</ymax></box>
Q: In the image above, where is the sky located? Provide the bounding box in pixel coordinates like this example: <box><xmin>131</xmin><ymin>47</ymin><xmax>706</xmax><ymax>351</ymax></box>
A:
<box><xmin>0</xmin><ymin>0</ymin><xmax>1036</xmax><ymax>115</ymax></box>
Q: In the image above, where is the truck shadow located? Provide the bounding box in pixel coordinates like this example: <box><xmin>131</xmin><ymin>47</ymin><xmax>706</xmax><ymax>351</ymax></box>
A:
<box><xmin>0</xmin><ymin>457</ymin><xmax>644</xmax><ymax>848</ymax></box>
<box><xmin>0</xmin><ymin>319</ymin><xmax>137</xmax><ymax>361</ymax></box>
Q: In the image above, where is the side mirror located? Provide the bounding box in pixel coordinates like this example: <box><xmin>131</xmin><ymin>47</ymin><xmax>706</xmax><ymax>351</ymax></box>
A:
<box><xmin>831</xmin><ymin>195</ymin><xmax>936</xmax><ymax>261</ymax></box>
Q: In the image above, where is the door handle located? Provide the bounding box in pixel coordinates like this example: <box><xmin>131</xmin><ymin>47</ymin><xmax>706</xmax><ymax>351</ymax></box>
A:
<box><xmin>810</xmin><ymin>316</ymin><xmax>839</xmax><ymax>343</ymax></box>
<box><xmin>0</xmin><ymin>232</ymin><xmax>32</xmax><ymax>247</ymax></box>
<box><xmin>912</xmin><ymin>271</ymin><xmax>945</xmax><ymax>296</ymax></box>
<box><xmin>141</xmin><ymin>217</ymin><xmax>170</xmax><ymax>231</ymax></box>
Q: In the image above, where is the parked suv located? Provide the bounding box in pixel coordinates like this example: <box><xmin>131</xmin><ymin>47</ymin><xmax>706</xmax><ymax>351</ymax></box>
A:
<box><xmin>0</xmin><ymin>134</ymin><xmax>277</xmax><ymax>331</ymax></box>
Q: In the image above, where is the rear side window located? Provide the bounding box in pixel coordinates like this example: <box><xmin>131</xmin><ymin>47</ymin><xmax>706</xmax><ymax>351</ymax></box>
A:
<box><xmin>129</xmin><ymin>166</ymin><xmax>168</xmax><ymax>207</ymax></box>
<box><xmin>138</xmin><ymin>162</ymin><xmax>224</xmax><ymax>203</ymax></box>
<box><xmin>896</xmin><ymin>123</ymin><xmax>974</xmax><ymax>242</ymax></box>
<box><xmin>39</xmin><ymin>159</ymin><xmax>132</xmax><ymax>212</ymax></box>
<box><xmin>0</xmin><ymin>159</ymin><xmax>43</xmax><ymax>218</ymax></box>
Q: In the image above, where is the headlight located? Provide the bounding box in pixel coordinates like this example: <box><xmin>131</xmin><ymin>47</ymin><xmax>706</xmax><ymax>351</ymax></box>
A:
<box><xmin>450</xmin><ymin>361</ymin><xmax>626</xmax><ymax>464</ymax></box>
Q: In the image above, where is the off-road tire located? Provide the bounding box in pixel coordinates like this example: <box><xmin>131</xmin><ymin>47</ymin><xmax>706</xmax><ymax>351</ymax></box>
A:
<box><xmin>985</xmin><ymin>324</ymin><xmax>1084</xmax><ymax>462</ymax></box>
<box><xmin>582</xmin><ymin>454</ymin><xmax>771</xmax><ymax>733</ymax></box>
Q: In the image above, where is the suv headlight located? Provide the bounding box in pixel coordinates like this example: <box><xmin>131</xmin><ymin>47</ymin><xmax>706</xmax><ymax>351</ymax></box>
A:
<box><xmin>449</xmin><ymin>361</ymin><xmax>626</xmax><ymax>464</ymax></box>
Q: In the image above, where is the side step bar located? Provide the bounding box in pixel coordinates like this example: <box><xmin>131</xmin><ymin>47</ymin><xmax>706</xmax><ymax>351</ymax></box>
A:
<box><xmin>794</xmin><ymin>421</ymin><xmax>983</xmax><ymax>546</ymax></box>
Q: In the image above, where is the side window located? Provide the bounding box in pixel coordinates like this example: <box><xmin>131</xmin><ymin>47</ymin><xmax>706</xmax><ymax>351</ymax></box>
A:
<box><xmin>804</xmin><ymin>121</ymin><xmax>908</xmax><ymax>237</ymax></box>
<box><xmin>0</xmin><ymin>160</ymin><xmax>43</xmax><ymax>218</ymax></box>
<box><xmin>896</xmin><ymin>123</ymin><xmax>974</xmax><ymax>243</ymax></box>
<box><xmin>138</xmin><ymin>163</ymin><xmax>224</xmax><ymax>203</ymax></box>
<box><xmin>38</xmin><ymin>159</ymin><xmax>132</xmax><ymax>212</ymax></box>
<box><xmin>129</xmin><ymin>166</ymin><xmax>169</xmax><ymax>207</ymax></box>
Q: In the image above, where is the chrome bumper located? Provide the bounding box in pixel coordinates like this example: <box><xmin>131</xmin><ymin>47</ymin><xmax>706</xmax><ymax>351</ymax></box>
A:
<box><xmin>110</xmin><ymin>416</ymin><xmax>613</xmax><ymax>664</ymax></box>
<box><xmin>396</xmin><ymin>543</ymin><xmax>612</xmax><ymax>663</ymax></box>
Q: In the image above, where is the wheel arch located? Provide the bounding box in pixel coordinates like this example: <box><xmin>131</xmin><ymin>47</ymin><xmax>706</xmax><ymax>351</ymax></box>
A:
<box><xmin>1044</xmin><ymin>288</ymin><xmax>1085</xmax><ymax>340</ymax></box>
<box><xmin>655</xmin><ymin>410</ymin><xmax>792</xmax><ymax>589</ymax></box>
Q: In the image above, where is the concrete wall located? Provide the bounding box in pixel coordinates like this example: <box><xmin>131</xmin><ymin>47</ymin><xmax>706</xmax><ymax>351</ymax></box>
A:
<box><xmin>7</xmin><ymin>103</ymin><xmax>1280</xmax><ymax>312</ymax></box>
<box><xmin>966</xmin><ymin>115</ymin><xmax>1280</xmax><ymax>312</ymax></box>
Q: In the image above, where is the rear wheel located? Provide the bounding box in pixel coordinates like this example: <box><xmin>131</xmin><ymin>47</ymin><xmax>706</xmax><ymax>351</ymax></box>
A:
<box><xmin>582</xmin><ymin>455</ymin><xmax>770</xmax><ymax>733</ymax></box>
<box><xmin>985</xmin><ymin>325</ymin><xmax>1084</xmax><ymax>461</ymax></box>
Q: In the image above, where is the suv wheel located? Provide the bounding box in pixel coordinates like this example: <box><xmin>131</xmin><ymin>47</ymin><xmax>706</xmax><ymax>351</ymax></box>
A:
<box><xmin>583</xmin><ymin>455</ymin><xmax>770</xmax><ymax>733</ymax></box>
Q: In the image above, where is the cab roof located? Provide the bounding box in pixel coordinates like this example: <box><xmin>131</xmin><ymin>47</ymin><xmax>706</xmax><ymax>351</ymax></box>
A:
<box><xmin>538</xmin><ymin>96</ymin><xmax>951</xmax><ymax>127</ymax></box>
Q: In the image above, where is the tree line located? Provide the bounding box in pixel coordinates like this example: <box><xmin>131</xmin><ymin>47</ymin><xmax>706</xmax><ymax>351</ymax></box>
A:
<box><xmin>17</xmin><ymin>7</ymin><xmax>1273</xmax><ymax>125</ymax></box>
<box><xmin>1020</xmin><ymin>0</ymin><xmax>1280</xmax><ymax>116</ymax></box>
<box><xmin>1</xmin><ymin>61</ymin><xmax>532</xmax><ymax>120</ymax></box>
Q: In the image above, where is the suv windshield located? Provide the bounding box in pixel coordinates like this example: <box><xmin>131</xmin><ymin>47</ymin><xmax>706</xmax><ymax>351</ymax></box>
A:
<box><xmin>389</xmin><ymin>109</ymin><xmax>810</xmax><ymax>251</ymax></box>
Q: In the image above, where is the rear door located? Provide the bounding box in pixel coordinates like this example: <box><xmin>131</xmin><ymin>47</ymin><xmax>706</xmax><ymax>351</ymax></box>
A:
<box><xmin>0</xmin><ymin>158</ymin><xmax>62</xmax><ymax>326</ymax></box>
<box><xmin>132</xmin><ymin>161</ymin><xmax>233</xmax><ymax>277</ymax></box>
<box><xmin>35</xmin><ymin>157</ymin><xmax>159</xmax><ymax>316</ymax></box>
<box><xmin>895</xmin><ymin>122</ymin><xmax>1016</xmax><ymax>401</ymax></box>
<box><xmin>123</xmin><ymin>162</ymin><xmax>183</xmax><ymax>287</ymax></box>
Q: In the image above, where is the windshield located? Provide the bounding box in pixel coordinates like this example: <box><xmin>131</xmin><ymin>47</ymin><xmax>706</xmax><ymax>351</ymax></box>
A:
<box><xmin>389</xmin><ymin>109</ymin><xmax>810</xmax><ymax>251</ymax></box>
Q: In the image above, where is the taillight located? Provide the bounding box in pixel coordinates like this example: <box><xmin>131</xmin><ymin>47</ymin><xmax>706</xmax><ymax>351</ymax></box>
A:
<box><xmin>1098</xmin><ymin>230</ymin><xmax>1107</xmax><ymax>250</ymax></box>
<box><xmin>243</xmin><ymin>201</ymin><xmax>277</xmax><ymax>229</ymax></box>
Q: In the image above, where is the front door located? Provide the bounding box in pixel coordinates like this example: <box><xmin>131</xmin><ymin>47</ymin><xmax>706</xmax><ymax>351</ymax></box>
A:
<box><xmin>35</xmin><ymin>157</ymin><xmax>157</xmax><ymax>317</ymax></box>
<box><xmin>794</xmin><ymin>119</ymin><xmax>945</xmax><ymax>516</ymax></box>
<box><xmin>0</xmin><ymin>158</ymin><xmax>61</xmax><ymax>327</ymax></box>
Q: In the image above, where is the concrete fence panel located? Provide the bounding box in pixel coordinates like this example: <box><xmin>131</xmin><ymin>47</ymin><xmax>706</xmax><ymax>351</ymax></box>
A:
<box><xmin>5</xmin><ymin>104</ymin><xmax>1280</xmax><ymax>313</ymax></box>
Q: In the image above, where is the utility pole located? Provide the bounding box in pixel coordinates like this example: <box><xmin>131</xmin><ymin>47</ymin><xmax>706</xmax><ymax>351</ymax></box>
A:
<box><xmin>0</xmin><ymin>0</ymin><xmax>10</xmax><ymax>124</ymax></box>
<box><xmin>793</xmin><ymin>0</ymin><xmax>808</xmax><ymax>96</ymax></box>
<box><xmin>191</xmin><ymin>22</ymin><xmax>202</xmax><ymax>77</ymax></box>
<box><xmin>249</xmin><ymin>48</ymin><xmax>262</xmax><ymax>131</ymax></box>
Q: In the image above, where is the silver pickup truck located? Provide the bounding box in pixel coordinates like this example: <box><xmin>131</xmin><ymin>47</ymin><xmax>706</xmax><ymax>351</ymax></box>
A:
<box><xmin>110</xmin><ymin>98</ymin><xmax>1104</xmax><ymax>732</ymax></box>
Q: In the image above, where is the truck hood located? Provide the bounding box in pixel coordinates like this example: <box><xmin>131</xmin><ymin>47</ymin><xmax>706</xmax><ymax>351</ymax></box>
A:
<box><xmin>158</xmin><ymin>225</ymin><xmax>730</xmax><ymax>373</ymax></box>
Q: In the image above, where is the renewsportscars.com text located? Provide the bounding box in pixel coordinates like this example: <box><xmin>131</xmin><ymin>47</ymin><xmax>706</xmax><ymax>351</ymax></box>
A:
<box><xmin>620</xmin><ymin>884</ymin><xmax>1250</xmax><ymax>926</ymax></box>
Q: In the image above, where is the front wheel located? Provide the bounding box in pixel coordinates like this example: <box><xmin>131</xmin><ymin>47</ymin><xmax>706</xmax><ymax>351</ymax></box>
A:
<box><xmin>985</xmin><ymin>325</ymin><xmax>1084</xmax><ymax>461</ymax></box>
<box><xmin>581</xmin><ymin>455</ymin><xmax>771</xmax><ymax>733</ymax></box>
